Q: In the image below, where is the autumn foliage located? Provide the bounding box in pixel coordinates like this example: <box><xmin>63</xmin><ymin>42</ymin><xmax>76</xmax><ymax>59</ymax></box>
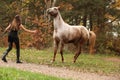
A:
<box><xmin>0</xmin><ymin>0</ymin><xmax>120</xmax><ymax>54</ymax></box>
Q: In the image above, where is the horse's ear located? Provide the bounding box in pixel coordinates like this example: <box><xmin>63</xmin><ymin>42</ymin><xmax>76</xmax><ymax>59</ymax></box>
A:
<box><xmin>57</xmin><ymin>6</ymin><xmax>60</xmax><ymax>10</ymax></box>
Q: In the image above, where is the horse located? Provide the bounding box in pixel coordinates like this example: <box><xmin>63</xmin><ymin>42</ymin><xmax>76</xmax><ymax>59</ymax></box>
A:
<box><xmin>47</xmin><ymin>6</ymin><xmax>89</xmax><ymax>63</ymax></box>
<box><xmin>89</xmin><ymin>31</ymin><xmax>96</xmax><ymax>54</ymax></box>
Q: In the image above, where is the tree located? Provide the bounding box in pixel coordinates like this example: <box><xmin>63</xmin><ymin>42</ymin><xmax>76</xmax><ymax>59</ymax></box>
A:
<box><xmin>0</xmin><ymin>0</ymin><xmax>119</xmax><ymax>54</ymax></box>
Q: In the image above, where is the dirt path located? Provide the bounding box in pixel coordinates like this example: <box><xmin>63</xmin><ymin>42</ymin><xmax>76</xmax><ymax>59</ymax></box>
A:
<box><xmin>0</xmin><ymin>60</ymin><xmax>119</xmax><ymax>80</ymax></box>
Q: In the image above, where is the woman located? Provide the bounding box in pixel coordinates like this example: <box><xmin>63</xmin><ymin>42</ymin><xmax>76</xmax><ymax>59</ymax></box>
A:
<box><xmin>2</xmin><ymin>15</ymin><xmax>37</xmax><ymax>63</ymax></box>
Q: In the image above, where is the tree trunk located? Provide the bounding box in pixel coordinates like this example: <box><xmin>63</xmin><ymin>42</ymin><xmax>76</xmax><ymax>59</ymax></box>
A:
<box><xmin>89</xmin><ymin>13</ymin><xmax>93</xmax><ymax>30</ymax></box>
<box><xmin>83</xmin><ymin>11</ymin><xmax>87</xmax><ymax>27</ymax></box>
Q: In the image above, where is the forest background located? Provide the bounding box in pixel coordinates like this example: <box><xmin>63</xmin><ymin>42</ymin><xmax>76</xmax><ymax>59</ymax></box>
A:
<box><xmin>0</xmin><ymin>0</ymin><xmax>120</xmax><ymax>55</ymax></box>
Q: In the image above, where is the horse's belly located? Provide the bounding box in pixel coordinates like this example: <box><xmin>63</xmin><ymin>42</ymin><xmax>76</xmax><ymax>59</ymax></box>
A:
<box><xmin>53</xmin><ymin>30</ymin><xmax>81</xmax><ymax>43</ymax></box>
<box><xmin>62</xmin><ymin>36</ymin><xmax>81</xmax><ymax>43</ymax></box>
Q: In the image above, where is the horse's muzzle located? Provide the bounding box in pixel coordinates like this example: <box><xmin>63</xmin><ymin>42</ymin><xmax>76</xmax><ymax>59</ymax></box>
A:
<box><xmin>46</xmin><ymin>9</ymin><xmax>50</xmax><ymax>14</ymax></box>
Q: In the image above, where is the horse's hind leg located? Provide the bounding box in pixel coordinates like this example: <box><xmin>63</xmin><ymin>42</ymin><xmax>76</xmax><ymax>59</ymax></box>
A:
<box><xmin>73</xmin><ymin>44</ymin><xmax>81</xmax><ymax>63</ymax></box>
<box><xmin>60</xmin><ymin>42</ymin><xmax>64</xmax><ymax>62</ymax></box>
<box><xmin>52</xmin><ymin>40</ymin><xmax>59</xmax><ymax>62</ymax></box>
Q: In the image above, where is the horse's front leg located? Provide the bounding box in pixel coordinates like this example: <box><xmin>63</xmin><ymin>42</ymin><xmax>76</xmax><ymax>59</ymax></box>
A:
<box><xmin>60</xmin><ymin>42</ymin><xmax>64</xmax><ymax>62</ymax></box>
<box><xmin>73</xmin><ymin>44</ymin><xmax>81</xmax><ymax>63</ymax></box>
<box><xmin>52</xmin><ymin>40</ymin><xmax>59</xmax><ymax>62</ymax></box>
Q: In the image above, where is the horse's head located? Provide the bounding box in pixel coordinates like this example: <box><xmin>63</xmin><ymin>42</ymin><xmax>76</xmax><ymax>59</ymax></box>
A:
<box><xmin>47</xmin><ymin>6</ymin><xmax>60</xmax><ymax>17</ymax></box>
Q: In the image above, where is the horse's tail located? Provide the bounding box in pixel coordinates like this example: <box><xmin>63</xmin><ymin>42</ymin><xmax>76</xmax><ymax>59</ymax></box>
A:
<box><xmin>87</xmin><ymin>31</ymin><xmax>96</xmax><ymax>44</ymax></box>
<box><xmin>89</xmin><ymin>31</ymin><xmax>96</xmax><ymax>53</ymax></box>
<box><xmin>87</xmin><ymin>31</ymin><xmax>96</xmax><ymax>45</ymax></box>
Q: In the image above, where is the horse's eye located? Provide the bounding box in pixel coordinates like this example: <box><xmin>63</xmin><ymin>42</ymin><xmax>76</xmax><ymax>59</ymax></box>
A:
<box><xmin>54</xmin><ymin>8</ymin><xmax>57</xmax><ymax>10</ymax></box>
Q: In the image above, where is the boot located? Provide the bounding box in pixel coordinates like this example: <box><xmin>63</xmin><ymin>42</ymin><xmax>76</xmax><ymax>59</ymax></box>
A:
<box><xmin>16</xmin><ymin>60</ymin><xmax>22</xmax><ymax>63</ymax></box>
<box><xmin>2</xmin><ymin>57</ymin><xmax>7</xmax><ymax>62</ymax></box>
<box><xmin>1</xmin><ymin>51</ymin><xmax>8</xmax><ymax>62</ymax></box>
<box><xmin>16</xmin><ymin>53</ymin><xmax>22</xmax><ymax>63</ymax></box>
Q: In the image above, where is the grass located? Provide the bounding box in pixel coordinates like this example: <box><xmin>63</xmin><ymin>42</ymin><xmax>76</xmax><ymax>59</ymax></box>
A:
<box><xmin>0</xmin><ymin>47</ymin><xmax>120</xmax><ymax>75</ymax></box>
<box><xmin>0</xmin><ymin>67</ymin><xmax>66</xmax><ymax>80</ymax></box>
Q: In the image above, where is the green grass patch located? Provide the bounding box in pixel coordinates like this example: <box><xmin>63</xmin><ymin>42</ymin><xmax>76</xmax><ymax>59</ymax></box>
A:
<box><xmin>0</xmin><ymin>47</ymin><xmax>120</xmax><ymax>75</ymax></box>
<box><xmin>0</xmin><ymin>67</ymin><xmax>66</xmax><ymax>80</ymax></box>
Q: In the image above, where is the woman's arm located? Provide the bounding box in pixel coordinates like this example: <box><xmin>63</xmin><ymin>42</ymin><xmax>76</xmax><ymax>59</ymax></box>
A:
<box><xmin>4</xmin><ymin>24</ymin><xmax>11</xmax><ymax>32</ymax></box>
<box><xmin>0</xmin><ymin>24</ymin><xmax>11</xmax><ymax>37</ymax></box>
<box><xmin>20</xmin><ymin>24</ymin><xmax>37</xmax><ymax>33</ymax></box>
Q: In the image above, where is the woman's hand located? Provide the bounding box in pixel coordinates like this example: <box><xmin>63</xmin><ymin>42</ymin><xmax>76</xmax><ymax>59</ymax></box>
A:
<box><xmin>33</xmin><ymin>30</ymin><xmax>38</xmax><ymax>34</ymax></box>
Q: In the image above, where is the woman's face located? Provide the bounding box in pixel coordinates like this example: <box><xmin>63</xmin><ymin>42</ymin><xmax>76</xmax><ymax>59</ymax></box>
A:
<box><xmin>15</xmin><ymin>15</ymin><xmax>21</xmax><ymax>25</ymax></box>
<box><xmin>15</xmin><ymin>15</ymin><xmax>20</xmax><ymax>21</ymax></box>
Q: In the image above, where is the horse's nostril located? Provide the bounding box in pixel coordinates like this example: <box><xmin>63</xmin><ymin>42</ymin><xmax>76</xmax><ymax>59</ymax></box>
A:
<box><xmin>47</xmin><ymin>11</ymin><xmax>50</xmax><ymax>14</ymax></box>
<box><xmin>47</xmin><ymin>9</ymin><xmax>50</xmax><ymax>13</ymax></box>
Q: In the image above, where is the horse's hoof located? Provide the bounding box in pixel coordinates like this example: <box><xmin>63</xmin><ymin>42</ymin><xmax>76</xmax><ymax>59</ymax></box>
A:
<box><xmin>73</xmin><ymin>60</ymin><xmax>76</xmax><ymax>63</ymax></box>
<box><xmin>51</xmin><ymin>60</ymin><xmax>55</xmax><ymax>63</ymax></box>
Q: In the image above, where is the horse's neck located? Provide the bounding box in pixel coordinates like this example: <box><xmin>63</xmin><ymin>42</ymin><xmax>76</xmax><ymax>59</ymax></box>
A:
<box><xmin>53</xmin><ymin>12</ymin><xmax>65</xmax><ymax>29</ymax></box>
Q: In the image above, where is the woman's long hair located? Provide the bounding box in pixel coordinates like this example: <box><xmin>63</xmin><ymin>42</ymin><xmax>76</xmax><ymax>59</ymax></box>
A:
<box><xmin>10</xmin><ymin>15</ymin><xmax>21</xmax><ymax>30</ymax></box>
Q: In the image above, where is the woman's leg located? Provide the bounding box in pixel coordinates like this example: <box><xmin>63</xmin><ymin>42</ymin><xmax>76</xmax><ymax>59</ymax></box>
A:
<box><xmin>14</xmin><ymin>37</ymin><xmax>21</xmax><ymax>63</ymax></box>
<box><xmin>2</xmin><ymin>42</ymin><xmax>13</xmax><ymax>62</ymax></box>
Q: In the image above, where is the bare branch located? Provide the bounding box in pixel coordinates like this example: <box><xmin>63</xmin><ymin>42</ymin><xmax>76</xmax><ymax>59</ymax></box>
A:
<box><xmin>52</xmin><ymin>0</ymin><xmax>57</xmax><ymax>7</ymax></box>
